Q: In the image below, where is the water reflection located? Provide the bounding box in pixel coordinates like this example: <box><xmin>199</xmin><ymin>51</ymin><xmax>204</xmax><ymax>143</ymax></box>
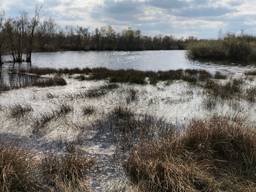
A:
<box><xmin>0</xmin><ymin>63</ymin><xmax>39</xmax><ymax>91</ymax></box>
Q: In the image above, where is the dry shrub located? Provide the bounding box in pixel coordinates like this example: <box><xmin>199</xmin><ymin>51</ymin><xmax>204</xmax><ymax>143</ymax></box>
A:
<box><xmin>125</xmin><ymin>116</ymin><xmax>256</xmax><ymax>192</ymax></box>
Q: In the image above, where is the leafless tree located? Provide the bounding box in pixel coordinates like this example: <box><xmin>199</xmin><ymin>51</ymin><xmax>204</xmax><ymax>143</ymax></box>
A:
<box><xmin>26</xmin><ymin>6</ymin><xmax>41</xmax><ymax>62</ymax></box>
<box><xmin>0</xmin><ymin>11</ymin><xmax>5</xmax><ymax>64</ymax></box>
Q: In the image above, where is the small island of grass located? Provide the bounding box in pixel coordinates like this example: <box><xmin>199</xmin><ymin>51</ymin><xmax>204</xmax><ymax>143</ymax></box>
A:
<box><xmin>187</xmin><ymin>34</ymin><xmax>256</xmax><ymax>65</ymax></box>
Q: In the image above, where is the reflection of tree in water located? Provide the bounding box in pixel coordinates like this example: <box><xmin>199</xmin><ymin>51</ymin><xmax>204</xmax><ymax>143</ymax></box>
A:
<box><xmin>0</xmin><ymin>63</ymin><xmax>39</xmax><ymax>91</ymax></box>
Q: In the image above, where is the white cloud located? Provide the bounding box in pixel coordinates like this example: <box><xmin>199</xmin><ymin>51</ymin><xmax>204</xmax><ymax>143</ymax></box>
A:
<box><xmin>0</xmin><ymin>0</ymin><xmax>255</xmax><ymax>38</ymax></box>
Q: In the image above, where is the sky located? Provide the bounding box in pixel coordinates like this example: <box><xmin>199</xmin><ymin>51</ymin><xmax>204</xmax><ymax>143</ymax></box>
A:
<box><xmin>0</xmin><ymin>0</ymin><xmax>256</xmax><ymax>38</ymax></box>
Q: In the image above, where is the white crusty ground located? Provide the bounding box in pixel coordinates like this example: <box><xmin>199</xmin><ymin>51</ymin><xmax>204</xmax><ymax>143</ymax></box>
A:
<box><xmin>0</xmin><ymin>74</ymin><xmax>256</xmax><ymax>191</ymax></box>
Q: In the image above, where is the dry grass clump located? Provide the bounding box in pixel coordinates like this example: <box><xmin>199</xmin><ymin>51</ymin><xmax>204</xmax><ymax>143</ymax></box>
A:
<box><xmin>41</xmin><ymin>152</ymin><xmax>94</xmax><ymax>191</ymax></box>
<box><xmin>204</xmin><ymin>79</ymin><xmax>243</xmax><ymax>99</ymax></box>
<box><xmin>9</xmin><ymin>104</ymin><xmax>33</xmax><ymax>119</ymax></box>
<box><xmin>125</xmin><ymin>117</ymin><xmax>256</xmax><ymax>192</ymax></box>
<box><xmin>76</xmin><ymin>84</ymin><xmax>119</xmax><ymax>99</ymax></box>
<box><xmin>82</xmin><ymin>105</ymin><xmax>95</xmax><ymax>116</ymax></box>
<box><xmin>33</xmin><ymin>104</ymin><xmax>72</xmax><ymax>136</ymax></box>
<box><xmin>126</xmin><ymin>89</ymin><xmax>138</xmax><ymax>104</ymax></box>
<box><xmin>245</xmin><ymin>87</ymin><xmax>256</xmax><ymax>102</ymax></box>
<box><xmin>245</xmin><ymin>70</ymin><xmax>256</xmax><ymax>76</ymax></box>
<box><xmin>0</xmin><ymin>146</ymin><xmax>42</xmax><ymax>192</ymax></box>
<box><xmin>0</xmin><ymin>84</ymin><xmax>10</xmax><ymax>93</ymax></box>
<box><xmin>214</xmin><ymin>71</ymin><xmax>227</xmax><ymax>79</ymax></box>
<box><xmin>0</xmin><ymin>144</ymin><xmax>93</xmax><ymax>192</ymax></box>
<box><xmin>74</xmin><ymin>75</ymin><xmax>87</xmax><ymax>81</ymax></box>
<box><xmin>104</xmin><ymin>107</ymin><xmax>174</xmax><ymax>151</ymax></box>
<box><xmin>32</xmin><ymin>75</ymin><xmax>67</xmax><ymax>87</ymax></box>
<box><xmin>59</xmin><ymin>103</ymin><xmax>73</xmax><ymax>115</ymax></box>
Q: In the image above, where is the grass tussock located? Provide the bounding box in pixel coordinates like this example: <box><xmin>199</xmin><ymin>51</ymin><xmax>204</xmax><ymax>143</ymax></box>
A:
<box><xmin>75</xmin><ymin>84</ymin><xmax>119</xmax><ymax>99</ymax></box>
<box><xmin>0</xmin><ymin>145</ymin><xmax>93</xmax><ymax>192</ymax></box>
<box><xmin>245</xmin><ymin>70</ymin><xmax>256</xmax><ymax>76</ymax></box>
<box><xmin>33</xmin><ymin>104</ymin><xmax>72</xmax><ymax>136</ymax></box>
<box><xmin>245</xmin><ymin>87</ymin><xmax>256</xmax><ymax>102</ymax></box>
<box><xmin>41</xmin><ymin>152</ymin><xmax>94</xmax><ymax>191</ymax></box>
<box><xmin>125</xmin><ymin>116</ymin><xmax>256</xmax><ymax>192</ymax></box>
<box><xmin>32</xmin><ymin>75</ymin><xmax>67</xmax><ymax>87</ymax></box>
<box><xmin>204</xmin><ymin>79</ymin><xmax>243</xmax><ymax>99</ymax></box>
<box><xmin>9</xmin><ymin>104</ymin><xmax>33</xmax><ymax>119</ymax></box>
<box><xmin>214</xmin><ymin>71</ymin><xmax>227</xmax><ymax>79</ymax></box>
<box><xmin>104</xmin><ymin>107</ymin><xmax>174</xmax><ymax>151</ymax></box>
<box><xmin>0</xmin><ymin>146</ymin><xmax>42</xmax><ymax>192</ymax></box>
<box><xmin>126</xmin><ymin>89</ymin><xmax>138</xmax><ymax>104</ymax></box>
<box><xmin>82</xmin><ymin>105</ymin><xmax>95</xmax><ymax>116</ymax></box>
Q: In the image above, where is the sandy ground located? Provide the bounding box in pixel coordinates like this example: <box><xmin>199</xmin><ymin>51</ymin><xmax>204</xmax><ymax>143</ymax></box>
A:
<box><xmin>0</xmin><ymin>74</ymin><xmax>256</xmax><ymax>191</ymax></box>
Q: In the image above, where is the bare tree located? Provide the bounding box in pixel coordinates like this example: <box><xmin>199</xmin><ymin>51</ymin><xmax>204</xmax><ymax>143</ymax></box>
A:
<box><xmin>26</xmin><ymin>6</ymin><xmax>41</xmax><ymax>62</ymax></box>
<box><xmin>0</xmin><ymin>11</ymin><xmax>5</xmax><ymax>64</ymax></box>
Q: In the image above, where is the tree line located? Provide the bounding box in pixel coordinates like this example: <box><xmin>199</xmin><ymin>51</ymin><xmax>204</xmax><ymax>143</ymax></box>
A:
<box><xmin>0</xmin><ymin>10</ymin><xmax>196</xmax><ymax>64</ymax></box>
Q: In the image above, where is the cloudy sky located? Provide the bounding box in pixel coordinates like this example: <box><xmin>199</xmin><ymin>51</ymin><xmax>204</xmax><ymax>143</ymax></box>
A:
<box><xmin>0</xmin><ymin>0</ymin><xmax>256</xmax><ymax>38</ymax></box>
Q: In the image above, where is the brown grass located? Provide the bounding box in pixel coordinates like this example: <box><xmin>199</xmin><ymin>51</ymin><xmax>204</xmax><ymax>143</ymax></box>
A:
<box><xmin>41</xmin><ymin>152</ymin><xmax>94</xmax><ymax>191</ymax></box>
<box><xmin>125</xmin><ymin>116</ymin><xmax>256</xmax><ymax>192</ymax></box>
<box><xmin>245</xmin><ymin>87</ymin><xmax>256</xmax><ymax>102</ymax></box>
<box><xmin>0</xmin><ymin>144</ymin><xmax>93</xmax><ymax>192</ymax></box>
<box><xmin>204</xmin><ymin>79</ymin><xmax>243</xmax><ymax>99</ymax></box>
<box><xmin>0</xmin><ymin>146</ymin><xmax>42</xmax><ymax>192</ymax></box>
<box><xmin>82</xmin><ymin>105</ymin><xmax>95</xmax><ymax>116</ymax></box>
<box><xmin>9</xmin><ymin>104</ymin><xmax>33</xmax><ymax>119</ymax></box>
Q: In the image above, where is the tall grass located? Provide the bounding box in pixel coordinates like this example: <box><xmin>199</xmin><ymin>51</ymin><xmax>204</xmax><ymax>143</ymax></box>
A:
<box><xmin>0</xmin><ymin>144</ymin><xmax>93</xmax><ymax>192</ymax></box>
<box><xmin>0</xmin><ymin>146</ymin><xmax>42</xmax><ymax>192</ymax></box>
<box><xmin>125</xmin><ymin>116</ymin><xmax>256</xmax><ymax>192</ymax></box>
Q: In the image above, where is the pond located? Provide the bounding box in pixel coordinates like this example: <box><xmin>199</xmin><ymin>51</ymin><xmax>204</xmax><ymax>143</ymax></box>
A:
<box><xmin>0</xmin><ymin>50</ymin><xmax>254</xmax><ymax>90</ymax></box>
<box><xmin>29</xmin><ymin>50</ymin><xmax>252</xmax><ymax>73</ymax></box>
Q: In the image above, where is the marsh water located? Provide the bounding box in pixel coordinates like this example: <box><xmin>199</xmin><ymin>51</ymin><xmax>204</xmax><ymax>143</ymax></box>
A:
<box><xmin>0</xmin><ymin>50</ymin><xmax>254</xmax><ymax>89</ymax></box>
